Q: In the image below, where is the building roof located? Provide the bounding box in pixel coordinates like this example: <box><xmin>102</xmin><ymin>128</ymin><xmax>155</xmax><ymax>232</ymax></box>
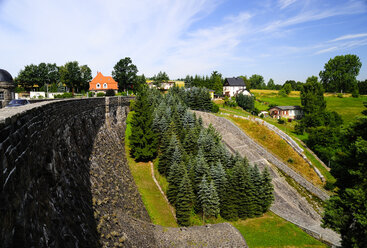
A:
<box><xmin>271</xmin><ymin>106</ymin><xmax>302</xmax><ymax>110</ymax></box>
<box><xmin>89</xmin><ymin>72</ymin><xmax>118</xmax><ymax>91</ymax></box>
<box><xmin>0</xmin><ymin>69</ymin><xmax>13</xmax><ymax>82</ymax></box>
<box><xmin>224</xmin><ymin>77</ymin><xmax>246</xmax><ymax>87</ymax></box>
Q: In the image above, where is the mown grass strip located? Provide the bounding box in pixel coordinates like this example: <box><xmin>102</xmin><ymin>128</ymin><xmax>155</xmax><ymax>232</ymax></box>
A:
<box><xmin>125</xmin><ymin>111</ymin><xmax>177</xmax><ymax>227</ymax></box>
<box><xmin>218</xmin><ymin>106</ymin><xmax>335</xmax><ymax>186</ymax></box>
<box><xmin>225</xmin><ymin>115</ymin><xmax>323</xmax><ymax>186</ymax></box>
<box><xmin>233</xmin><ymin>212</ymin><xmax>327</xmax><ymax>248</ymax></box>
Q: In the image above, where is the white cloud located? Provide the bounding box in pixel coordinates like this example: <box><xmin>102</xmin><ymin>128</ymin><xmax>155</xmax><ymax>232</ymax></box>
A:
<box><xmin>330</xmin><ymin>33</ymin><xmax>367</xmax><ymax>42</ymax></box>
<box><xmin>0</xmin><ymin>0</ymin><xmax>233</xmax><ymax>78</ymax></box>
<box><xmin>278</xmin><ymin>0</ymin><xmax>297</xmax><ymax>9</ymax></box>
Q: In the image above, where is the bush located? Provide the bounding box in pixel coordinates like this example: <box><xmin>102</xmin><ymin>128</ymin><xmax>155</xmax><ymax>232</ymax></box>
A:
<box><xmin>88</xmin><ymin>92</ymin><xmax>95</xmax><ymax>97</ymax></box>
<box><xmin>287</xmin><ymin>158</ymin><xmax>294</xmax><ymax>164</ymax></box>
<box><xmin>324</xmin><ymin>180</ymin><xmax>336</xmax><ymax>191</ymax></box>
<box><xmin>277</xmin><ymin>118</ymin><xmax>285</xmax><ymax>124</ymax></box>
<box><xmin>337</xmin><ymin>93</ymin><xmax>343</xmax><ymax>98</ymax></box>
<box><xmin>105</xmin><ymin>89</ymin><xmax>115</xmax><ymax>96</ymax></box>
<box><xmin>224</xmin><ymin>96</ymin><xmax>237</xmax><ymax>107</ymax></box>
<box><xmin>211</xmin><ymin>102</ymin><xmax>219</xmax><ymax>113</ymax></box>
<box><xmin>352</xmin><ymin>89</ymin><xmax>359</xmax><ymax>98</ymax></box>
<box><xmin>278</xmin><ymin>88</ymin><xmax>288</xmax><ymax>97</ymax></box>
<box><xmin>97</xmin><ymin>92</ymin><xmax>105</xmax><ymax>97</ymax></box>
<box><xmin>236</xmin><ymin>93</ymin><xmax>254</xmax><ymax>111</ymax></box>
<box><xmin>54</xmin><ymin>92</ymin><xmax>73</xmax><ymax>98</ymax></box>
<box><xmin>294</xmin><ymin>123</ymin><xmax>305</xmax><ymax>134</ymax></box>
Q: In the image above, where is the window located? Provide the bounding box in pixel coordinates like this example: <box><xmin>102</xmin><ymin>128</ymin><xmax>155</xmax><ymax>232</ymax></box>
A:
<box><xmin>96</xmin><ymin>83</ymin><xmax>101</xmax><ymax>89</ymax></box>
<box><xmin>103</xmin><ymin>83</ymin><xmax>107</xmax><ymax>88</ymax></box>
<box><xmin>0</xmin><ymin>92</ymin><xmax>4</xmax><ymax>100</ymax></box>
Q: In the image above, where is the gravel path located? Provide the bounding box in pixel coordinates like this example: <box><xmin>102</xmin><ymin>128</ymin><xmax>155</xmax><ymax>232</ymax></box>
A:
<box><xmin>194</xmin><ymin>111</ymin><xmax>341</xmax><ymax>247</ymax></box>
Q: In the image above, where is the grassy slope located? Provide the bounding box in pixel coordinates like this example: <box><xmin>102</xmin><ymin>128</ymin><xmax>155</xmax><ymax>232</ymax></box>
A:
<box><xmin>224</xmin><ymin>115</ymin><xmax>323</xmax><ymax>187</ymax></box>
<box><xmin>125</xmin><ymin>111</ymin><xmax>177</xmax><ymax>227</ymax></box>
<box><xmin>233</xmin><ymin>212</ymin><xmax>327</xmax><ymax>248</ymax></box>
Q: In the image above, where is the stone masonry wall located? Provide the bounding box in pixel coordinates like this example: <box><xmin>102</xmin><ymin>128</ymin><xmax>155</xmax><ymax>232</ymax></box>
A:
<box><xmin>0</xmin><ymin>97</ymin><xmax>131</xmax><ymax>247</ymax></box>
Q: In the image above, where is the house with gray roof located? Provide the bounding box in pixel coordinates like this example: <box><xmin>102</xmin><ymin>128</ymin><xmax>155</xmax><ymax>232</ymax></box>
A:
<box><xmin>269</xmin><ymin>105</ymin><xmax>303</xmax><ymax>120</ymax></box>
<box><xmin>223</xmin><ymin>77</ymin><xmax>250</xmax><ymax>97</ymax></box>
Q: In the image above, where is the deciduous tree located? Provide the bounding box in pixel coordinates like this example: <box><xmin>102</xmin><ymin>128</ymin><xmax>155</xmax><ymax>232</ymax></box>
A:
<box><xmin>112</xmin><ymin>57</ymin><xmax>138</xmax><ymax>92</ymax></box>
<box><xmin>319</xmin><ymin>54</ymin><xmax>362</xmax><ymax>93</ymax></box>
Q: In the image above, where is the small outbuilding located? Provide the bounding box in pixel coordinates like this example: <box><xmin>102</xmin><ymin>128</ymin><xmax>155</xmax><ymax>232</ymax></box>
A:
<box><xmin>0</xmin><ymin>69</ymin><xmax>15</xmax><ymax>108</ymax></box>
<box><xmin>223</xmin><ymin>77</ymin><xmax>251</xmax><ymax>97</ymax></box>
<box><xmin>269</xmin><ymin>106</ymin><xmax>303</xmax><ymax>120</ymax></box>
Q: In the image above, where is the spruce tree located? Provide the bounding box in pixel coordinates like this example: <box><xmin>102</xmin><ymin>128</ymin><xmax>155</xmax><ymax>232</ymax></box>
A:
<box><xmin>250</xmin><ymin>165</ymin><xmax>263</xmax><ymax>216</ymax></box>
<box><xmin>220</xmin><ymin>170</ymin><xmax>239</xmax><ymax>220</ymax></box>
<box><xmin>158</xmin><ymin>134</ymin><xmax>179</xmax><ymax>176</ymax></box>
<box><xmin>210</xmin><ymin>162</ymin><xmax>227</xmax><ymax>207</ymax></box>
<box><xmin>208</xmin><ymin>181</ymin><xmax>220</xmax><ymax>217</ymax></box>
<box><xmin>176</xmin><ymin>172</ymin><xmax>195</xmax><ymax>226</ymax></box>
<box><xmin>260</xmin><ymin>167</ymin><xmax>274</xmax><ymax>213</ymax></box>
<box><xmin>194</xmin><ymin>151</ymin><xmax>210</xmax><ymax>194</ymax></box>
<box><xmin>167</xmin><ymin>162</ymin><xmax>186</xmax><ymax>206</ymax></box>
<box><xmin>129</xmin><ymin>89</ymin><xmax>158</xmax><ymax>161</ymax></box>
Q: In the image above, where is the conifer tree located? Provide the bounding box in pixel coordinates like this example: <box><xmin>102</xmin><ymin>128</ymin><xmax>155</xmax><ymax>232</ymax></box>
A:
<box><xmin>176</xmin><ymin>172</ymin><xmax>195</xmax><ymax>226</ymax></box>
<box><xmin>260</xmin><ymin>167</ymin><xmax>274</xmax><ymax>213</ymax></box>
<box><xmin>167</xmin><ymin>162</ymin><xmax>186</xmax><ymax>206</ymax></box>
<box><xmin>183</xmin><ymin>128</ymin><xmax>199</xmax><ymax>155</ymax></box>
<box><xmin>129</xmin><ymin>89</ymin><xmax>158</xmax><ymax>161</ymax></box>
<box><xmin>250</xmin><ymin>165</ymin><xmax>263</xmax><ymax>216</ymax></box>
<box><xmin>210</xmin><ymin>162</ymin><xmax>227</xmax><ymax>207</ymax></box>
<box><xmin>220</xmin><ymin>170</ymin><xmax>239</xmax><ymax>220</ymax></box>
<box><xmin>208</xmin><ymin>181</ymin><xmax>220</xmax><ymax>217</ymax></box>
<box><xmin>194</xmin><ymin>151</ymin><xmax>210</xmax><ymax>193</ymax></box>
<box><xmin>158</xmin><ymin>134</ymin><xmax>179</xmax><ymax>176</ymax></box>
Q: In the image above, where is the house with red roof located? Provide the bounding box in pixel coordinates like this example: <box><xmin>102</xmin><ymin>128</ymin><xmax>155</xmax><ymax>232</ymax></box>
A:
<box><xmin>89</xmin><ymin>72</ymin><xmax>118</xmax><ymax>94</ymax></box>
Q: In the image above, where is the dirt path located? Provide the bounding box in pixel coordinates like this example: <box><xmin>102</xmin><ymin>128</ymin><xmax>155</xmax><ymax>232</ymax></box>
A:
<box><xmin>149</xmin><ymin>162</ymin><xmax>177</xmax><ymax>222</ymax></box>
<box><xmin>194</xmin><ymin>111</ymin><xmax>341</xmax><ymax>247</ymax></box>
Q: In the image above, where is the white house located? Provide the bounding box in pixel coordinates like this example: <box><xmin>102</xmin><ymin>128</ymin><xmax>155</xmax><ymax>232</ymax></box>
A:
<box><xmin>223</xmin><ymin>77</ymin><xmax>251</xmax><ymax>97</ymax></box>
<box><xmin>269</xmin><ymin>106</ymin><xmax>303</xmax><ymax>120</ymax></box>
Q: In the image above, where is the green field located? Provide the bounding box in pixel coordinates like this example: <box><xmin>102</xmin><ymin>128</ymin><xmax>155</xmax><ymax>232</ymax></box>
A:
<box><xmin>251</xmin><ymin>89</ymin><xmax>367</xmax><ymax>124</ymax></box>
<box><xmin>233</xmin><ymin>212</ymin><xmax>327</xmax><ymax>248</ymax></box>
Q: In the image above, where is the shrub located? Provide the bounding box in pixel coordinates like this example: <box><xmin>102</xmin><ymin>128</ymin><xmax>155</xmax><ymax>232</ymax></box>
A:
<box><xmin>278</xmin><ymin>88</ymin><xmax>288</xmax><ymax>97</ymax></box>
<box><xmin>287</xmin><ymin>158</ymin><xmax>294</xmax><ymax>164</ymax></box>
<box><xmin>105</xmin><ymin>89</ymin><xmax>115</xmax><ymax>96</ymax></box>
<box><xmin>211</xmin><ymin>102</ymin><xmax>219</xmax><ymax>113</ymax></box>
<box><xmin>337</xmin><ymin>93</ymin><xmax>343</xmax><ymax>98</ymax></box>
<box><xmin>88</xmin><ymin>91</ymin><xmax>95</xmax><ymax>97</ymax></box>
<box><xmin>277</xmin><ymin>118</ymin><xmax>285</xmax><ymax>124</ymax></box>
<box><xmin>54</xmin><ymin>92</ymin><xmax>73</xmax><ymax>98</ymax></box>
<box><xmin>224</xmin><ymin>96</ymin><xmax>237</xmax><ymax>107</ymax></box>
<box><xmin>294</xmin><ymin>123</ymin><xmax>305</xmax><ymax>134</ymax></box>
<box><xmin>97</xmin><ymin>92</ymin><xmax>105</xmax><ymax>97</ymax></box>
<box><xmin>236</xmin><ymin>93</ymin><xmax>254</xmax><ymax>111</ymax></box>
<box><xmin>352</xmin><ymin>88</ymin><xmax>359</xmax><ymax>98</ymax></box>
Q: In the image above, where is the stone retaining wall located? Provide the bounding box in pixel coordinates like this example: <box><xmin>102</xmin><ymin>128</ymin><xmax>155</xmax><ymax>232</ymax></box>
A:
<box><xmin>0</xmin><ymin>97</ymin><xmax>132</xmax><ymax>247</ymax></box>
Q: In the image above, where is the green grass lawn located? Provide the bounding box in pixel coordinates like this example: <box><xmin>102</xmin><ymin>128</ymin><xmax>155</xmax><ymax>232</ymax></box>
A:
<box><xmin>251</xmin><ymin>89</ymin><xmax>367</xmax><ymax>124</ymax></box>
<box><xmin>233</xmin><ymin>212</ymin><xmax>327</xmax><ymax>248</ymax></box>
<box><xmin>125</xmin><ymin>111</ymin><xmax>177</xmax><ymax>227</ymax></box>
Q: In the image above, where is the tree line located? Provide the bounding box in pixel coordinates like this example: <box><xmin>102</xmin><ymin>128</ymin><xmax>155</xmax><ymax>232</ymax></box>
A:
<box><xmin>129</xmin><ymin>87</ymin><xmax>274</xmax><ymax>226</ymax></box>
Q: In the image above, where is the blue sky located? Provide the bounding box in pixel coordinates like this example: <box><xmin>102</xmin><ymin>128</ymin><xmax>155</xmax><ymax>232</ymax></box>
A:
<box><xmin>0</xmin><ymin>0</ymin><xmax>366</xmax><ymax>85</ymax></box>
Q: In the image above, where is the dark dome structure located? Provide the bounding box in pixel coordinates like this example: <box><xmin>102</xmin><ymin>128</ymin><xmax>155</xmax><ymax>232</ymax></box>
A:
<box><xmin>0</xmin><ymin>69</ymin><xmax>14</xmax><ymax>82</ymax></box>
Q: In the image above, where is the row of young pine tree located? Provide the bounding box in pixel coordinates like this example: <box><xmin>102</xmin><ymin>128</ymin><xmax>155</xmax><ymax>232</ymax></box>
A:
<box><xmin>129</xmin><ymin>87</ymin><xmax>274</xmax><ymax>226</ymax></box>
